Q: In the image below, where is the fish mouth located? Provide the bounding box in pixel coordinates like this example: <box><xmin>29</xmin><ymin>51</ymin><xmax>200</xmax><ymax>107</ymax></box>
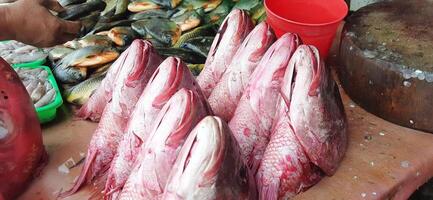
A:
<box><xmin>152</xmin><ymin>57</ymin><xmax>183</xmax><ymax>108</ymax></box>
<box><xmin>179</xmin><ymin>116</ymin><xmax>225</xmax><ymax>186</ymax></box>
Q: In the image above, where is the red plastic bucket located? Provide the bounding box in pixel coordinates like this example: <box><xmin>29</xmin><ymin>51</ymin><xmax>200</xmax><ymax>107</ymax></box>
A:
<box><xmin>265</xmin><ymin>0</ymin><xmax>348</xmax><ymax>58</ymax></box>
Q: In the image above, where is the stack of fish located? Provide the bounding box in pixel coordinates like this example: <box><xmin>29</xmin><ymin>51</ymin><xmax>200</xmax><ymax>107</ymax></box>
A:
<box><xmin>198</xmin><ymin>9</ymin><xmax>348</xmax><ymax>200</ymax></box>
<box><xmin>60</xmin><ymin>37</ymin><xmax>253</xmax><ymax>199</ymax></box>
<box><xmin>0</xmin><ymin>41</ymin><xmax>47</xmax><ymax>65</ymax></box>
<box><xmin>52</xmin><ymin>0</ymin><xmax>267</xmax><ymax>106</ymax></box>
<box><xmin>61</xmin><ymin>8</ymin><xmax>347</xmax><ymax>200</ymax></box>
<box><xmin>15</xmin><ymin>68</ymin><xmax>57</xmax><ymax>108</ymax></box>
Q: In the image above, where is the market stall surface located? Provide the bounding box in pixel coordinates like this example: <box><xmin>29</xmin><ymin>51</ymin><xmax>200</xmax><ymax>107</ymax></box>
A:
<box><xmin>18</xmin><ymin>85</ymin><xmax>433</xmax><ymax>200</ymax></box>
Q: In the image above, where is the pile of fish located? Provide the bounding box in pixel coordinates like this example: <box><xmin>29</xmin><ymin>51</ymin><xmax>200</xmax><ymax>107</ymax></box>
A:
<box><xmin>15</xmin><ymin>68</ymin><xmax>57</xmax><ymax>108</ymax></box>
<box><xmin>198</xmin><ymin>10</ymin><xmax>348</xmax><ymax>200</ymax></box>
<box><xmin>61</xmin><ymin>9</ymin><xmax>347</xmax><ymax>200</ymax></box>
<box><xmin>59</xmin><ymin>38</ymin><xmax>254</xmax><ymax>199</ymax></box>
<box><xmin>0</xmin><ymin>41</ymin><xmax>47</xmax><ymax>65</ymax></box>
<box><xmin>51</xmin><ymin>0</ymin><xmax>266</xmax><ymax>106</ymax></box>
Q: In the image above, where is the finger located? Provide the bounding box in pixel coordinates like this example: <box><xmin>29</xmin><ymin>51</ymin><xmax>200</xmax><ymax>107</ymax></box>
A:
<box><xmin>59</xmin><ymin>19</ymin><xmax>82</xmax><ymax>35</ymax></box>
<box><xmin>44</xmin><ymin>0</ymin><xmax>65</xmax><ymax>12</ymax></box>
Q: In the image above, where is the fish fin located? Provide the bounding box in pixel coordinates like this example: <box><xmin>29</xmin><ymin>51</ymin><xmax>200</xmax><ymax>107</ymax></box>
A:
<box><xmin>257</xmin><ymin>178</ymin><xmax>279</xmax><ymax>200</ymax></box>
<box><xmin>58</xmin><ymin>150</ymin><xmax>97</xmax><ymax>198</ymax></box>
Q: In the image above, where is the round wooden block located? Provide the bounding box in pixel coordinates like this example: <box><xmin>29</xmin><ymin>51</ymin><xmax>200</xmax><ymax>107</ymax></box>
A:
<box><xmin>337</xmin><ymin>0</ymin><xmax>433</xmax><ymax>133</ymax></box>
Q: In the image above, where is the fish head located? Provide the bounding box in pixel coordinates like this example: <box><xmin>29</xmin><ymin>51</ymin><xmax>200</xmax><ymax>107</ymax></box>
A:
<box><xmin>124</xmin><ymin>40</ymin><xmax>162</xmax><ymax>87</ymax></box>
<box><xmin>163</xmin><ymin>116</ymin><xmax>225</xmax><ymax>199</ymax></box>
<box><xmin>147</xmin><ymin>57</ymin><xmax>185</xmax><ymax>109</ymax></box>
<box><xmin>145</xmin><ymin>88</ymin><xmax>208</xmax><ymax>151</ymax></box>
<box><xmin>247</xmin><ymin>33</ymin><xmax>300</xmax><ymax>123</ymax></box>
<box><xmin>206</xmin><ymin>9</ymin><xmax>252</xmax><ymax>63</ymax></box>
<box><xmin>240</xmin><ymin>22</ymin><xmax>276</xmax><ymax>64</ymax></box>
<box><xmin>287</xmin><ymin>44</ymin><xmax>348</xmax><ymax>175</ymax></box>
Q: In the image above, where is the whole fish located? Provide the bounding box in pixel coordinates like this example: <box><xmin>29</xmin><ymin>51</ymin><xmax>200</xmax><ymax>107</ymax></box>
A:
<box><xmin>162</xmin><ymin>116</ymin><xmax>250</xmax><ymax>200</ymax></box>
<box><xmin>208</xmin><ymin>22</ymin><xmax>275</xmax><ymax>121</ymax></box>
<box><xmin>0</xmin><ymin>59</ymin><xmax>47</xmax><ymax>200</ymax></box>
<box><xmin>284</xmin><ymin>45</ymin><xmax>348</xmax><ymax>175</ymax></box>
<box><xmin>229</xmin><ymin>33</ymin><xmax>300</xmax><ymax>179</ymax></box>
<box><xmin>60</xmin><ymin>40</ymin><xmax>163</xmax><ymax>197</ymax></box>
<box><xmin>76</xmin><ymin>42</ymin><xmax>131</xmax><ymax>121</ymax></box>
<box><xmin>197</xmin><ymin>9</ymin><xmax>253</xmax><ymax>97</ymax></box>
<box><xmin>104</xmin><ymin>57</ymin><xmax>209</xmax><ymax>199</ymax></box>
<box><xmin>64</xmin><ymin>74</ymin><xmax>105</xmax><ymax>105</ymax></box>
<box><xmin>53</xmin><ymin>46</ymin><xmax>118</xmax><ymax>84</ymax></box>
<box><xmin>119</xmin><ymin>88</ymin><xmax>209</xmax><ymax>200</ymax></box>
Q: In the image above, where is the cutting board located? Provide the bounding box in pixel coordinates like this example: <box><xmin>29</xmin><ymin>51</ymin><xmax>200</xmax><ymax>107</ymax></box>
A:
<box><xmin>16</xmin><ymin>85</ymin><xmax>433</xmax><ymax>200</ymax></box>
<box><xmin>338</xmin><ymin>0</ymin><xmax>433</xmax><ymax>133</ymax></box>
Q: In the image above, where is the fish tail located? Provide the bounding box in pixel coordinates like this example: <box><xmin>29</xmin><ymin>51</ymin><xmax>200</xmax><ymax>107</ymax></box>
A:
<box><xmin>58</xmin><ymin>150</ymin><xmax>97</xmax><ymax>198</ymax></box>
<box><xmin>257</xmin><ymin>178</ymin><xmax>279</xmax><ymax>200</ymax></box>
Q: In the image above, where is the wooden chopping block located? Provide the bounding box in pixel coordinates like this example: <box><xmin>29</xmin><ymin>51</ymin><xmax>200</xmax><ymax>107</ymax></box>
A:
<box><xmin>337</xmin><ymin>0</ymin><xmax>433</xmax><ymax>133</ymax></box>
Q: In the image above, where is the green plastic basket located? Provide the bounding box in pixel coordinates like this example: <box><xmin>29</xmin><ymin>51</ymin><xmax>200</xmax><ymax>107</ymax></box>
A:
<box><xmin>13</xmin><ymin>65</ymin><xmax>63</xmax><ymax>124</ymax></box>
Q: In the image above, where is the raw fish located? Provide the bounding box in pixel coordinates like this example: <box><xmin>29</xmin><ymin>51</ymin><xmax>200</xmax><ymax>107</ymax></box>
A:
<box><xmin>162</xmin><ymin>116</ymin><xmax>251</xmax><ymax>200</ymax></box>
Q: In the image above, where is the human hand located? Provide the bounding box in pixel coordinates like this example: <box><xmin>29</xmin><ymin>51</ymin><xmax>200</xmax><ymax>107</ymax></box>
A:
<box><xmin>3</xmin><ymin>0</ymin><xmax>81</xmax><ymax>47</ymax></box>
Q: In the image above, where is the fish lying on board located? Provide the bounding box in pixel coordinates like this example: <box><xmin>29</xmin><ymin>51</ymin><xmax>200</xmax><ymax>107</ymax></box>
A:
<box><xmin>229</xmin><ymin>33</ymin><xmax>300</xmax><ymax>183</ymax></box>
<box><xmin>196</xmin><ymin>9</ymin><xmax>253</xmax><ymax>97</ymax></box>
<box><xmin>60</xmin><ymin>40</ymin><xmax>162</xmax><ymax>197</ymax></box>
<box><xmin>256</xmin><ymin>45</ymin><xmax>348</xmax><ymax>199</ymax></box>
<box><xmin>162</xmin><ymin>116</ymin><xmax>251</xmax><ymax>200</ymax></box>
<box><xmin>208</xmin><ymin>22</ymin><xmax>275</xmax><ymax>121</ymax></box>
<box><xmin>119</xmin><ymin>88</ymin><xmax>209</xmax><ymax>200</ymax></box>
<box><xmin>53</xmin><ymin>46</ymin><xmax>119</xmax><ymax>84</ymax></box>
<box><xmin>0</xmin><ymin>59</ymin><xmax>47</xmax><ymax>200</ymax></box>
<box><xmin>104</xmin><ymin>57</ymin><xmax>210</xmax><ymax>200</ymax></box>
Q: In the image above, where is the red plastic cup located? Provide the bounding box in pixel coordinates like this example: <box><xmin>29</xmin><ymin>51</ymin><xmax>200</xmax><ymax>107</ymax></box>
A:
<box><xmin>265</xmin><ymin>0</ymin><xmax>348</xmax><ymax>58</ymax></box>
